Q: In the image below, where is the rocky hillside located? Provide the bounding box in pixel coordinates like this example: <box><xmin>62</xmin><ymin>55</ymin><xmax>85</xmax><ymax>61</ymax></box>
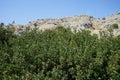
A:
<box><xmin>4</xmin><ymin>12</ymin><xmax>120</xmax><ymax>35</ymax></box>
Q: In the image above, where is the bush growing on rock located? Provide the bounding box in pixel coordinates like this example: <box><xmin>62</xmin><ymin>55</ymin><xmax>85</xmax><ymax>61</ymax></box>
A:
<box><xmin>111</xmin><ymin>23</ymin><xmax>119</xmax><ymax>29</ymax></box>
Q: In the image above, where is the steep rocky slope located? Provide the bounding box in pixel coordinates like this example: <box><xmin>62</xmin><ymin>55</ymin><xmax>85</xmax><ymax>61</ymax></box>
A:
<box><xmin>3</xmin><ymin>12</ymin><xmax>120</xmax><ymax>35</ymax></box>
<box><xmin>25</xmin><ymin>12</ymin><xmax>120</xmax><ymax>30</ymax></box>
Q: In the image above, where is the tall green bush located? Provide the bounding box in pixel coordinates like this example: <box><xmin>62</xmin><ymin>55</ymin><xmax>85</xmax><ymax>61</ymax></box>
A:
<box><xmin>0</xmin><ymin>26</ymin><xmax>120</xmax><ymax>80</ymax></box>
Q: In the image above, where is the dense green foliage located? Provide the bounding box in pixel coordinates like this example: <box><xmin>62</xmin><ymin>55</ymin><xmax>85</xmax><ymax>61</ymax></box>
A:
<box><xmin>0</xmin><ymin>26</ymin><xmax>120</xmax><ymax>80</ymax></box>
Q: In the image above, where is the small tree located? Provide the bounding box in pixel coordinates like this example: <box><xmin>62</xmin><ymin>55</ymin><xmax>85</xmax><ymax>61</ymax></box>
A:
<box><xmin>0</xmin><ymin>22</ymin><xmax>4</xmax><ymax>27</ymax></box>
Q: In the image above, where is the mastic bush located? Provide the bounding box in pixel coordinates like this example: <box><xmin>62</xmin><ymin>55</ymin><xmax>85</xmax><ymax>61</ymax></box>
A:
<box><xmin>111</xmin><ymin>23</ymin><xmax>119</xmax><ymax>29</ymax></box>
<box><xmin>0</xmin><ymin>26</ymin><xmax>120</xmax><ymax>80</ymax></box>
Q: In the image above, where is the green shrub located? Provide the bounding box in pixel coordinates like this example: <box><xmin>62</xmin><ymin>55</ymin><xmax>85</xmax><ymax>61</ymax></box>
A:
<box><xmin>0</xmin><ymin>26</ymin><xmax>120</xmax><ymax>80</ymax></box>
<box><xmin>111</xmin><ymin>23</ymin><xmax>119</xmax><ymax>29</ymax></box>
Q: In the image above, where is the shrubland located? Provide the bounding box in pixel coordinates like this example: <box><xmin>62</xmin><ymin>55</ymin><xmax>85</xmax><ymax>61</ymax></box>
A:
<box><xmin>0</xmin><ymin>26</ymin><xmax>120</xmax><ymax>80</ymax></box>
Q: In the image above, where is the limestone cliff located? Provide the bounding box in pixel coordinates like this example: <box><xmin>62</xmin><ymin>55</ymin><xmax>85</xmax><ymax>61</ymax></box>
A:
<box><xmin>5</xmin><ymin>12</ymin><xmax>120</xmax><ymax>36</ymax></box>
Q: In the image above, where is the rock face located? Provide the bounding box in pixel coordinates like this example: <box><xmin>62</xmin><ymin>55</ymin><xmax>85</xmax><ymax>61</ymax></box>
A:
<box><xmin>8</xmin><ymin>12</ymin><xmax>120</xmax><ymax>35</ymax></box>
<box><xmin>26</xmin><ymin>15</ymin><xmax>95</xmax><ymax>31</ymax></box>
<box><xmin>100</xmin><ymin>12</ymin><xmax>120</xmax><ymax>29</ymax></box>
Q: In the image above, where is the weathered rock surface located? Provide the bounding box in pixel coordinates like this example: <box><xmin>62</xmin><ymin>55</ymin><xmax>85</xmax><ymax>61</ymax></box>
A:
<box><xmin>100</xmin><ymin>12</ymin><xmax>120</xmax><ymax>29</ymax></box>
<box><xmin>26</xmin><ymin>15</ymin><xmax>95</xmax><ymax>31</ymax></box>
<box><xmin>6</xmin><ymin>12</ymin><xmax>120</xmax><ymax>36</ymax></box>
